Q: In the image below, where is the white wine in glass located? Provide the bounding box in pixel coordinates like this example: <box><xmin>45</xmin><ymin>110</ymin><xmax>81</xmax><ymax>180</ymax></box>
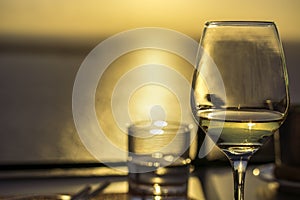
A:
<box><xmin>191</xmin><ymin>21</ymin><xmax>289</xmax><ymax>200</ymax></box>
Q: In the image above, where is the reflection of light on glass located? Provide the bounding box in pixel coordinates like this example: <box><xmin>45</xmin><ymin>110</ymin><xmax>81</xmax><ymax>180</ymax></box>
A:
<box><xmin>164</xmin><ymin>155</ymin><xmax>174</xmax><ymax>162</ymax></box>
<box><xmin>152</xmin><ymin>152</ymin><xmax>163</xmax><ymax>158</ymax></box>
<box><xmin>150</xmin><ymin>129</ymin><xmax>164</xmax><ymax>135</ymax></box>
<box><xmin>154</xmin><ymin>195</ymin><xmax>162</xmax><ymax>200</ymax></box>
<box><xmin>252</xmin><ymin>168</ymin><xmax>260</xmax><ymax>176</ymax></box>
<box><xmin>154</xmin><ymin>120</ymin><xmax>168</xmax><ymax>127</ymax></box>
<box><xmin>247</xmin><ymin>122</ymin><xmax>256</xmax><ymax>130</ymax></box>
<box><xmin>238</xmin><ymin>161</ymin><xmax>243</xmax><ymax>172</ymax></box>
<box><xmin>153</xmin><ymin>183</ymin><xmax>162</xmax><ymax>195</ymax></box>
<box><xmin>207</xmin><ymin>112</ymin><xmax>214</xmax><ymax>119</ymax></box>
<box><xmin>156</xmin><ymin>167</ymin><xmax>167</xmax><ymax>175</ymax></box>
<box><xmin>183</xmin><ymin>158</ymin><xmax>192</xmax><ymax>165</ymax></box>
<box><xmin>61</xmin><ymin>195</ymin><xmax>71</xmax><ymax>200</ymax></box>
<box><xmin>153</xmin><ymin>162</ymin><xmax>160</xmax><ymax>167</ymax></box>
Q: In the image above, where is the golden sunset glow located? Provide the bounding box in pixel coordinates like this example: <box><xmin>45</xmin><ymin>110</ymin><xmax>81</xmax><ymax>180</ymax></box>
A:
<box><xmin>95</xmin><ymin>49</ymin><xmax>194</xmax><ymax>151</ymax></box>
<box><xmin>0</xmin><ymin>0</ymin><xmax>299</xmax><ymax>41</ymax></box>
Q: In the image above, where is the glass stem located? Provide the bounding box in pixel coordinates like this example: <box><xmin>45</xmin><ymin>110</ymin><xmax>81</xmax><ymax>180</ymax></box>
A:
<box><xmin>230</xmin><ymin>158</ymin><xmax>249</xmax><ymax>200</ymax></box>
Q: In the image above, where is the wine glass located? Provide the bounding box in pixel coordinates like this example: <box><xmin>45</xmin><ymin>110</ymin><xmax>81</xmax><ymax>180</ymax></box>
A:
<box><xmin>191</xmin><ymin>21</ymin><xmax>289</xmax><ymax>200</ymax></box>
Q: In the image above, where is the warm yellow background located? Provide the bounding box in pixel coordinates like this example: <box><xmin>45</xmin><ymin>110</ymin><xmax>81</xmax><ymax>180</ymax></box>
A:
<box><xmin>1</xmin><ymin>0</ymin><xmax>299</xmax><ymax>41</ymax></box>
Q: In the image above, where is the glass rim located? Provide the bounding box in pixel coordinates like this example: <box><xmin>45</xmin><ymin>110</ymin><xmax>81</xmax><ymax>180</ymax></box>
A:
<box><xmin>128</xmin><ymin>120</ymin><xmax>192</xmax><ymax>133</ymax></box>
<box><xmin>205</xmin><ymin>21</ymin><xmax>276</xmax><ymax>27</ymax></box>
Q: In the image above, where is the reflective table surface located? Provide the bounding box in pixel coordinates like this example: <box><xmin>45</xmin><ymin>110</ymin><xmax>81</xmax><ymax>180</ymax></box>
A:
<box><xmin>0</xmin><ymin>164</ymin><xmax>299</xmax><ymax>200</ymax></box>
